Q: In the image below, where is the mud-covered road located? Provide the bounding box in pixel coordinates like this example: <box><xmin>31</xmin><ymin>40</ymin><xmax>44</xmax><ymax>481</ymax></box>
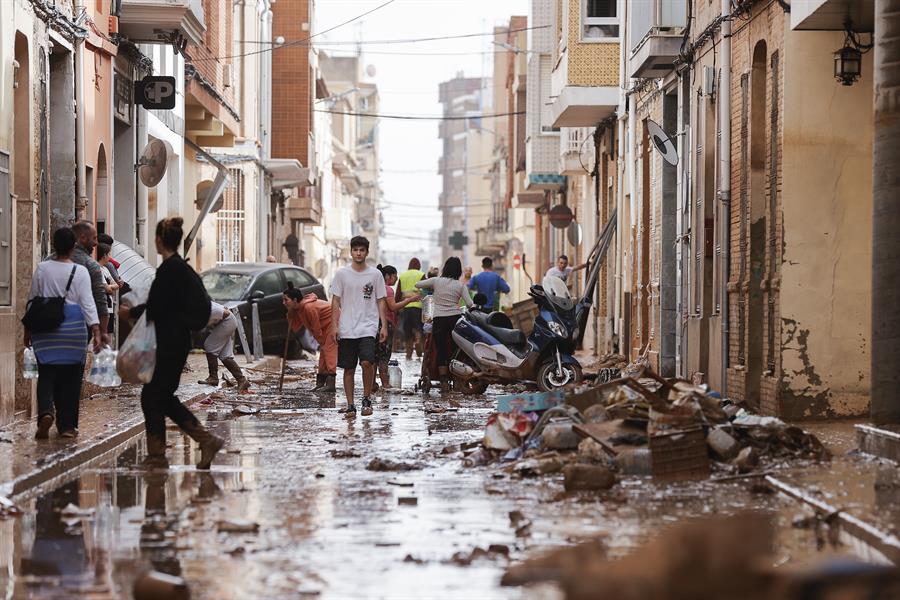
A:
<box><xmin>0</xmin><ymin>357</ymin><xmax>879</xmax><ymax>599</ymax></box>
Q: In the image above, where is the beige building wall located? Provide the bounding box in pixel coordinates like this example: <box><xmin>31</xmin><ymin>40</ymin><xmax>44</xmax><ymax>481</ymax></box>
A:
<box><xmin>778</xmin><ymin>29</ymin><xmax>873</xmax><ymax>418</ymax></box>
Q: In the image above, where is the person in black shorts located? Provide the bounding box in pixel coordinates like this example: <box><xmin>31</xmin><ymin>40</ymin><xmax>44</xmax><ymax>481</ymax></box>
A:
<box><xmin>330</xmin><ymin>236</ymin><xmax>388</xmax><ymax>417</ymax></box>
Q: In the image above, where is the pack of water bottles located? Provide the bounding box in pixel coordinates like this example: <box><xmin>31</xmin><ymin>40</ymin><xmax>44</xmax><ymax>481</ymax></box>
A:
<box><xmin>88</xmin><ymin>345</ymin><xmax>121</xmax><ymax>387</ymax></box>
<box><xmin>23</xmin><ymin>346</ymin><xmax>38</xmax><ymax>379</ymax></box>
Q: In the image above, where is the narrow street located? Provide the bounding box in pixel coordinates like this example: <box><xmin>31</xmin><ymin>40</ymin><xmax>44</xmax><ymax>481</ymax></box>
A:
<box><xmin>2</xmin><ymin>357</ymin><xmax>892</xmax><ymax>599</ymax></box>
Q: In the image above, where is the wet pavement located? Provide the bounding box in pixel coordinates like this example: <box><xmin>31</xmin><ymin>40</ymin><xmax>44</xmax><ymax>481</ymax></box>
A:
<box><xmin>1</xmin><ymin>356</ymin><xmax>895</xmax><ymax>599</ymax></box>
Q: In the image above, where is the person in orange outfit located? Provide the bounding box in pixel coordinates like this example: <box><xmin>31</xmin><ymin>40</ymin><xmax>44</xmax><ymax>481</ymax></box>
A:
<box><xmin>283</xmin><ymin>287</ymin><xmax>337</xmax><ymax>393</ymax></box>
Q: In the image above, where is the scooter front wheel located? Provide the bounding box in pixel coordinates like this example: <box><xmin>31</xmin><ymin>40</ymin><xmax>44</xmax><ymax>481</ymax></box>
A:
<box><xmin>536</xmin><ymin>361</ymin><xmax>582</xmax><ymax>392</ymax></box>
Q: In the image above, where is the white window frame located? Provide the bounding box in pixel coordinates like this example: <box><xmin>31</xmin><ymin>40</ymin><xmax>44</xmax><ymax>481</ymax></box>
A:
<box><xmin>581</xmin><ymin>0</ymin><xmax>619</xmax><ymax>42</ymax></box>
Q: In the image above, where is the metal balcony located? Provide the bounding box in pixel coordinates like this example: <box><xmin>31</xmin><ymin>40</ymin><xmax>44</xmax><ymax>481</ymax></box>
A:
<box><xmin>117</xmin><ymin>0</ymin><xmax>206</xmax><ymax>46</ymax></box>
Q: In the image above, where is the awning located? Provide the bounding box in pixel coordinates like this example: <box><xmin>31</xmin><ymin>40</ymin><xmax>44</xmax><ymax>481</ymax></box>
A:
<box><xmin>263</xmin><ymin>158</ymin><xmax>311</xmax><ymax>190</ymax></box>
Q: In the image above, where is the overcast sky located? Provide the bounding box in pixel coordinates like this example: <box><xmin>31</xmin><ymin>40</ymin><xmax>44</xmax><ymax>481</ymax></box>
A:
<box><xmin>315</xmin><ymin>0</ymin><xmax>529</xmax><ymax>254</ymax></box>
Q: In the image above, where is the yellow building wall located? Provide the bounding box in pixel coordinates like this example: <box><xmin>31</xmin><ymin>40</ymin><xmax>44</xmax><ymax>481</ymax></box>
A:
<box><xmin>565</xmin><ymin>0</ymin><xmax>619</xmax><ymax>87</ymax></box>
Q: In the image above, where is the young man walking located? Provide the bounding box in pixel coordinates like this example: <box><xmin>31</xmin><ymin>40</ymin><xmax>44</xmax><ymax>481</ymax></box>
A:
<box><xmin>545</xmin><ymin>254</ymin><xmax>586</xmax><ymax>284</ymax></box>
<box><xmin>467</xmin><ymin>257</ymin><xmax>510</xmax><ymax>311</ymax></box>
<box><xmin>330</xmin><ymin>236</ymin><xmax>388</xmax><ymax>417</ymax></box>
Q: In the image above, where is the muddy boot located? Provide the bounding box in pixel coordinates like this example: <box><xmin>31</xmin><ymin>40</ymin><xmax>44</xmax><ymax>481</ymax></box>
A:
<box><xmin>142</xmin><ymin>434</ymin><xmax>170</xmax><ymax>470</ymax></box>
<box><xmin>438</xmin><ymin>367</ymin><xmax>450</xmax><ymax>394</ymax></box>
<box><xmin>315</xmin><ymin>374</ymin><xmax>336</xmax><ymax>394</ymax></box>
<box><xmin>311</xmin><ymin>373</ymin><xmax>326</xmax><ymax>391</ymax></box>
<box><xmin>198</xmin><ymin>353</ymin><xmax>219</xmax><ymax>386</ymax></box>
<box><xmin>221</xmin><ymin>358</ymin><xmax>250</xmax><ymax>393</ymax></box>
<box><xmin>181</xmin><ymin>421</ymin><xmax>225</xmax><ymax>470</ymax></box>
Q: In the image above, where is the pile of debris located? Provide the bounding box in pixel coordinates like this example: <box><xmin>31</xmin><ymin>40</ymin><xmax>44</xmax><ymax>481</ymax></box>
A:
<box><xmin>466</xmin><ymin>363</ymin><xmax>830</xmax><ymax>487</ymax></box>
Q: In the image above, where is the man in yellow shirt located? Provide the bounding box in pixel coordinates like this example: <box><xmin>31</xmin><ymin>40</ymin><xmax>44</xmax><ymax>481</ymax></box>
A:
<box><xmin>397</xmin><ymin>258</ymin><xmax>425</xmax><ymax>359</ymax></box>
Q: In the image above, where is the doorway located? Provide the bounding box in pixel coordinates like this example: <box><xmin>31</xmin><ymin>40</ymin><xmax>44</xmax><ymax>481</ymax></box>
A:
<box><xmin>747</xmin><ymin>41</ymin><xmax>768</xmax><ymax>408</ymax></box>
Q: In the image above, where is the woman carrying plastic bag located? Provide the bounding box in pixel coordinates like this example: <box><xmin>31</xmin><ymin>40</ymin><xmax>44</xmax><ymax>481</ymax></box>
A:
<box><xmin>118</xmin><ymin>217</ymin><xmax>223</xmax><ymax>470</ymax></box>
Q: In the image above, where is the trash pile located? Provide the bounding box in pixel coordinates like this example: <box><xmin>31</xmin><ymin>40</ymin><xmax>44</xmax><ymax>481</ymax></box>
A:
<box><xmin>466</xmin><ymin>363</ymin><xmax>830</xmax><ymax>487</ymax></box>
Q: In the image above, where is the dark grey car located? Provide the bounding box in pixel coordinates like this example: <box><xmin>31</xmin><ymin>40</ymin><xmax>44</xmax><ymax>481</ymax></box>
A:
<box><xmin>200</xmin><ymin>263</ymin><xmax>326</xmax><ymax>356</ymax></box>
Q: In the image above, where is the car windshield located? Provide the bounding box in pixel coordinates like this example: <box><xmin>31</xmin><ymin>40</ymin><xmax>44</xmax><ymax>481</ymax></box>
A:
<box><xmin>202</xmin><ymin>271</ymin><xmax>252</xmax><ymax>301</ymax></box>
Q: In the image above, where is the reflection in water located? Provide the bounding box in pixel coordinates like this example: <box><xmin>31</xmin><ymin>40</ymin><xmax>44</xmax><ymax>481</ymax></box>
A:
<box><xmin>22</xmin><ymin>481</ymin><xmax>88</xmax><ymax>587</ymax></box>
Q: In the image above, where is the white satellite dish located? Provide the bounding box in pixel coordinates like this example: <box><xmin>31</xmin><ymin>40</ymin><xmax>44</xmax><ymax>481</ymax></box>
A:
<box><xmin>366</xmin><ymin>64</ymin><xmax>377</xmax><ymax>78</ymax></box>
<box><xmin>647</xmin><ymin>119</ymin><xmax>678</xmax><ymax>166</ymax></box>
<box><xmin>138</xmin><ymin>139</ymin><xmax>169</xmax><ymax>187</ymax></box>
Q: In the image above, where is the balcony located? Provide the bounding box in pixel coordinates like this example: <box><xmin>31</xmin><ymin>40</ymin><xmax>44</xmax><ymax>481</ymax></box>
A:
<box><xmin>476</xmin><ymin>227</ymin><xmax>508</xmax><ymax>256</ymax></box>
<box><xmin>287</xmin><ymin>190</ymin><xmax>321</xmax><ymax>226</ymax></box>
<box><xmin>629</xmin><ymin>0</ymin><xmax>687</xmax><ymax>78</ymax></box>
<box><xmin>117</xmin><ymin>0</ymin><xmax>206</xmax><ymax>46</ymax></box>
<box><xmin>790</xmin><ymin>0</ymin><xmax>873</xmax><ymax>31</ymax></box>
<box><xmin>559</xmin><ymin>128</ymin><xmax>594</xmax><ymax>176</ymax></box>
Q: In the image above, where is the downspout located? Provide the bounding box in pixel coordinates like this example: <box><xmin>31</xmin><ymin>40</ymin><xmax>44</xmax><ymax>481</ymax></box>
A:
<box><xmin>74</xmin><ymin>36</ymin><xmax>88</xmax><ymax>221</ymax></box>
<box><xmin>719</xmin><ymin>0</ymin><xmax>732</xmax><ymax>393</ymax></box>
<box><xmin>615</xmin><ymin>0</ymin><xmax>627</xmax><ymax>352</ymax></box>
<box><xmin>259</xmin><ymin>2</ymin><xmax>273</xmax><ymax>260</ymax></box>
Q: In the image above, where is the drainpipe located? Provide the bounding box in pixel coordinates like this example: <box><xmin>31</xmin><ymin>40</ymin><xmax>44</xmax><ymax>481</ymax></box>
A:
<box><xmin>718</xmin><ymin>0</ymin><xmax>732</xmax><ymax>394</ymax></box>
<box><xmin>615</xmin><ymin>0</ymin><xmax>627</xmax><ymax>353</ymax></box>
<box><xmin>259</xmin><ymin>1</ymin><xmax>273</xmax><ymax>260</ymax></box>
<box><xmin>74</xmin><ymin>37</ymin><xmax>88</xmax><ymax>221</ymax></box>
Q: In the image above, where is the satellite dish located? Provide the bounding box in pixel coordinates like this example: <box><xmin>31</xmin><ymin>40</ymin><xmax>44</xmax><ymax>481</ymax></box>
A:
<box><xmin>567</xmin><ymin>221</ymin><xmax>583</xmax><ymax>246</ymax></box>
<box><xmin>366</xmin><ymin>64</ymin><xmax>377</xmax><ymax>78</ymax></box>
<box><xmin>647</xmin><ymin>119</ymin><xmax>678</xmax><ymax>166</ymax></box>
<box><xmin>138</xmin><ymin>139</ymin><xmax>169</xmax><ymax>187</ymax></box>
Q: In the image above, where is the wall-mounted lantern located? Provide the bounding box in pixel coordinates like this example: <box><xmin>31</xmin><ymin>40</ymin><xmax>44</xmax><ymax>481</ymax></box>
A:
<box><xmin>834</xmin><ymin>19</ymin><xmax>873</xmax><ymax>87</ymax></box>
<box><xmin>834</xmin><ymin>43</ymin><xmax>862</xmax><ymax>86</ymax></box>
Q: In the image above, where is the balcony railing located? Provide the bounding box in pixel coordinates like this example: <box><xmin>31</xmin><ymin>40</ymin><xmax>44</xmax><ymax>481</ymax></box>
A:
<box><xmin>559</xmin><ymin>127</ymin><xmax>594</xmax><ymax>176</ymax></box>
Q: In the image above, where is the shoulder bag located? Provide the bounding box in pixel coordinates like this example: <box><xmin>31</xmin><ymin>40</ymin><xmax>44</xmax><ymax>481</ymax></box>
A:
<box><xmin>22</xmin><ymin>265</ymin><xmax>77</xmax><ymax>333</ymax></box>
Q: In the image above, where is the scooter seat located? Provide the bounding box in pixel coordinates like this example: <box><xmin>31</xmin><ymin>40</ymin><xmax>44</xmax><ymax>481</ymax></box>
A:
<box><xmin>469</xmin><ymin>311</ymin><xmax>527</xmax><ymax>347</ymax></box>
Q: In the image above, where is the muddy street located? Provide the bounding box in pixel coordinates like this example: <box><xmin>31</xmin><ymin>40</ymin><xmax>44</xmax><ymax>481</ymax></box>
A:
<box><xmin>0</xmin><ymin>356</ymin><xmax>890</xmax><ymax>599</ymax></box>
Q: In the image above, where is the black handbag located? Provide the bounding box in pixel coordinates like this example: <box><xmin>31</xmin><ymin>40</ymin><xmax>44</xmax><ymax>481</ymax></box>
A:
<box><xmin>22</xmin><ymin>266</ymin><xmax>77</xmax><ymax>333</ymax></box>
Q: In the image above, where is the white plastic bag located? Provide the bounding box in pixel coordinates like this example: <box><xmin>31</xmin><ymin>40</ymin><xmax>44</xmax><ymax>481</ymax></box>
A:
<box><xmin>23</xmin><ymin>346</ymin><xmax>38</xmax><ymax>380</ymax></box>
<box><xmin>88</xmin><ymin>345</ymin><xmax>121</xmax><ymax>387</ymax></box>
<box><xmin>117</xmin><ymin>314</ymin><xmax>157</xmax><ymax>384</ymax></box>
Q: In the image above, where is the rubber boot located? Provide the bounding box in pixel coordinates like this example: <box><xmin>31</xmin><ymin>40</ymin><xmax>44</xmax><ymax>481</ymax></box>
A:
<box><xmin>311</xmin><ymin>373</ymin><xmax>327</xmax><ymax>391</ymax></box>
<box><xmin>222</xmin><ymin>358</ymin><xmax>250</xmax><ymax>393</ymax></box>
<box><xmin>316</xmin><ymin>374</ymin><xmax>336</xmax><ymax>393</ymax></box>
<box><xmin>181</xmin><ymin>421</ymin><xmax>225</xmax><ymax>470</ymax></box>
<box><xmin>142</xmin><ymin>434</ymin><xmax>170</xmax><ymax>470</ymax></box>
<box><xmin>438</xmin><ymin>367</ymin><xmax>450</xmax><ymax>394</ymax></box>
<box><xmin>198</xmin><ymin>353</ymin><xmax>219</xmax><ymax>386</ymax></box>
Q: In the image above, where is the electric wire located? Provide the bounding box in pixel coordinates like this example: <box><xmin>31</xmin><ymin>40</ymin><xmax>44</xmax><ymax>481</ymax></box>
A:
<box><xmin>316</xmin><ymin>109</ymin><xmax>524</xmax><ymax>120</ymax></box>
<box><xmin>192</xmin><ymin>0</ymin><xmax>398</xmax><ymax>63</ymax></box>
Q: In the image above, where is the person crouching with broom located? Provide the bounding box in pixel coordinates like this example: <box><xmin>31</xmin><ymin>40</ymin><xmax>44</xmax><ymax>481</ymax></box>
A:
<box><xmin>283</xmin><ymin>284</ymin><xmax>337</xmax><ymax>393</ymax></box>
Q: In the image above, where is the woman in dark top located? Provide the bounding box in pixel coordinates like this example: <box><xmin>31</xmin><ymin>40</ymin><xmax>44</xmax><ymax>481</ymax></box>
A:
<box><xmin>122</xmin><ymin>217</ymin><xmax>223</xmax><ymax>469</ymax></box>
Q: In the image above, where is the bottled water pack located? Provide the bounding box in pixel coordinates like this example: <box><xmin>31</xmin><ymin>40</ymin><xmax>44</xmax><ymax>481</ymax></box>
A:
<box><xmin>88</xmin><ymin>346</ymin><xmax>121</xmax><ymax>387</ymax></box>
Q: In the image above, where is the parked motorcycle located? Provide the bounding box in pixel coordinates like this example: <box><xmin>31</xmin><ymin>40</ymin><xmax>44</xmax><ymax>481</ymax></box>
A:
<box><xmin>449</xmin><ymin>276</ymin><xmax>583</xmax><ymax>393</ymax></box>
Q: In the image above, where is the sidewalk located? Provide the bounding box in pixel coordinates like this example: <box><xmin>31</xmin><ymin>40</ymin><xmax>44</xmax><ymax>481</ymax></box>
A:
<box><xmin>0</xmin><ymin>353</ymin><xmax>216</xmax><ymax>498</ymax></box>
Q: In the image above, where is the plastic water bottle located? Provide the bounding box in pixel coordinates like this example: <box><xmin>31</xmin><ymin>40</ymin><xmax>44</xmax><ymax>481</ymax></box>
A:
<box><xmin>422</xmin><ymin>295</ymin><xmax>434</xmax><ymax>323</ymax></box>
<box><xmin>23</xmin><ymin>347</ymin><xmax>38</xmax><ymax>380</ymax></box>
<box><xmin>89</xmin><ymin>346</ymin><xmax>121</xmax><ymax>387</ymax></box>
<box><xmin>388</xmin><ymin>360</ymin><xmax>402</xmax><ymax>389</ymax></box>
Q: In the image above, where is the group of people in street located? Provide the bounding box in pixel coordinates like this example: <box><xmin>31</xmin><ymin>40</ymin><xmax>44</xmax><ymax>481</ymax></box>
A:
<box><xmin>24</xmin><ymin>211</ymin><xmax>589</xmax><ymax>464</ymax></box>
<box><xmin>282</xmin><ymin>239</ymin><xmax>589</xmax><ymax>415</ymax></box>
<box><xmin>26</xmin><ymin>217</ymin><xmax>225</xmax><ymax>470</ymax></box>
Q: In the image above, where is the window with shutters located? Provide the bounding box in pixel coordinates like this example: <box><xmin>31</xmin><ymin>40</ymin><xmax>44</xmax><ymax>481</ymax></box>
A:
<box><xmin>0</xmin><ymin>151</ymin><xmax>11</xmax><ymax>305</ymax></box>
<box><xmin>217</xmin><ymin>169</ymin><xmax>245</xmax><ymax>263</ymax></box>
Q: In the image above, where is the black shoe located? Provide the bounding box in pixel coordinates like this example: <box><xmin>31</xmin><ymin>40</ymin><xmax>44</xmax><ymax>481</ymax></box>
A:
<box><xmin>339</xmin><ymin>404</ymin><xmax>357</xmax><ymax>417</ymax></box>
<box><xmin>35</xmin><ymin>414</ymin><xmax>54</xmax><ymax>440</ymax></box>
<box><xmin>361</xmin><ymin>397</ymin><xmax>373</xmax><ymax>417</ymax></box>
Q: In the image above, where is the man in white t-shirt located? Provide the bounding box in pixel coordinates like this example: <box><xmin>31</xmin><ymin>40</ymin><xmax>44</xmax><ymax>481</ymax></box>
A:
<box><xmin>545</xmin><ymin>254</ymin><xmax>587</xmax><ymax>283</ymax></box>
<box><xmin>330</xmin><ymin>236</ymin><xmax>388</xmax><ymax>417</ymax></box>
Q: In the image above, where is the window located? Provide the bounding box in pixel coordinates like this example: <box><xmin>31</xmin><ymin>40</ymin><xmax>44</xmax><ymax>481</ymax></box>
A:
<box><xmin>217</xmin><ymin>168</ymin><xmax>245</xmax><ymax>263</ymax></box>
<box><xmin>583</xmin><ymin>0</ymin><xmax>618</xmax><ymax>40</ymax></box>
<box><xmin>252</xmin><ymin>270</ymin><xmax>284</xmax><ymax>297</ymax></box>
<box><xmin>202</xmin><ymin>272</ymin><xmax>252</xmax><ymax>302</ymax></box>
<box><xmin>283</xmin><ymin>268</ymin><xmax>315</xmax><ymax>289</ymax></box>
